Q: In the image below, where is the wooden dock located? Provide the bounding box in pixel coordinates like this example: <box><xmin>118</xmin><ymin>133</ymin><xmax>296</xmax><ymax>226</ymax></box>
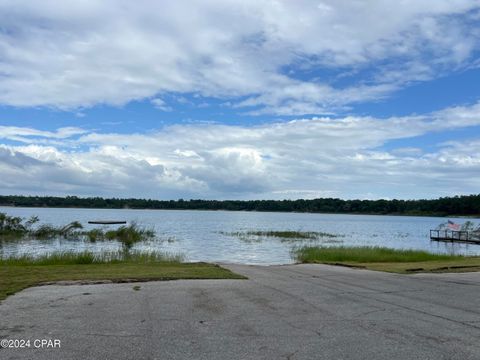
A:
<box><xmin>430</xmin><ymin>229</ymin><xmax>480</xmax><ymax>244</ymax></box>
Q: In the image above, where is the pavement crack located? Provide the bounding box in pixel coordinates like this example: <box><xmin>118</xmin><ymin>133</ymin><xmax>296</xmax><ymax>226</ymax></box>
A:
<box><xmin>353</xmin><ymin>308</ymin><xmax>387</xmax><ymax>318</ymax></box>
<box><xmin>285</xmin><ymin>350</ymin><xmax>298</xmax><ymax>360</ymax></box>
<box><xmin>85</xmin><ymin>333</ymin><xmax>142</xmax><ymax>338</ymax></box>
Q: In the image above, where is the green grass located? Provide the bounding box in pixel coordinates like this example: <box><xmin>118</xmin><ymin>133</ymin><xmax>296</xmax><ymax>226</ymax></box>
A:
<box><xmin>223</xmin><ymin>230</ymin><xmax>344</xmax><ymax>241</ymax></box>
<box><xmin>105</xmin><ymin>223</ymin><xmax>155</xmax><ymax>248</ymax></box>
<box><xmin>0</xmin><ymin>212</ymin><xmax>157</xmax><ymax>249</ymax></box>
<box><xmin>292</xmin><ymin>246</ymin><xmax>480</xmax><ymax>273</ymax></box>
<box><xmin>0</xmin><ymin>212</ymin><xmax>85</xmax><ymax>240</ymax></box>
<box><xmin>0</xmin><ymin>251</ymin><xmax>245</xmax><ymax>301</ymax></box>
<box><xmin>85</xmin><ymin>228</ymin><xmax>104</xmax><ymax>242</ymax></box>
<box><xmin>31</xmin><ymin>221</ymin><xmax>84</xmax><ymax>239</ymax></box>
<box><xmin>293</xmin><ymin>246</ymin><xmax>464</xmax><ymax>263</ymax></box>
<box><xmin>84</xmin><ymin>223</ymin><xmax>156</xmax><ymax>248</ymax></box>
<box><xmin>1</xmin><ymin>250</ymin><xmax>185</xmax><ymax>266</ymax></box>
<box><xmin>356</xmin><ymin>259</ymin><xmax>480</xmax><ymax>274</ymax></box>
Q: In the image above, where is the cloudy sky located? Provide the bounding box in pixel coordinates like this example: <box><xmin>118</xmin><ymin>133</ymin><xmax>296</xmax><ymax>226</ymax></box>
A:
<box><xmin>1</xmin><ymin>0</ymin><xmax>480</xmax><ymax>200</ymax></box>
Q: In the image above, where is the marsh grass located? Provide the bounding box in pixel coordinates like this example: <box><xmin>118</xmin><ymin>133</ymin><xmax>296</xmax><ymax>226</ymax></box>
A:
<box><xmin>292</xmin><ymin>246</ymin><xmax>465</xmax><ymax>263</ymax></box>
<box><xmin>279</xmin><ymin>237</ymin><xmax>344</xmax><ymax>244</ymax></box>
<box><xmin>1</xmin><ymin>250</ymin><xmax>184</xmax><ymax>266</ymax></box>
<box><xmin>0</xmin><ymin>212</ymin><xmax>157</xmax><ymax>249</ymax></box>
<box><xmin>85</xmin><ymin>223</ymin><xmax>156</xmax><ymax>248</ymax></box>
<box><xmin>85</xmin><ymin>228</ymin><xmax>104</xmax><ymax>242</ymax></box>
<box><xmin>222</xmin><ymin>230</ymin><xmax>344</xmax><ymax>242</ymax></box>
<box><xmin>32</xmin><ymin>221</ymin><xmax>84</xmax><ymax>239</ymax></box>
<box><xmin>107</xmin><ymin>223</ymin><xmax>155</xmax><ymax>248</ymax></box>
<box><xmin>0</xmin><ymin>213</ymin><xmax>87</xmax><ymax>240</ymax></box>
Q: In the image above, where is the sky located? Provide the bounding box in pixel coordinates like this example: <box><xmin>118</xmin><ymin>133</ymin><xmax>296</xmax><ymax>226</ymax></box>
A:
<box><xmin>0</xmin><ymin>0</ymin><xmax>480</xmax><ymax>200</ymax></box>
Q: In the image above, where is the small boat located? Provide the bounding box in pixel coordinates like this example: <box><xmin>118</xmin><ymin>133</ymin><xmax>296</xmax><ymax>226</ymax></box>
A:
<box><xmin>88</xmin><ymin>220</ymin><xmax>127</xmax><ymax>225</ymax></box>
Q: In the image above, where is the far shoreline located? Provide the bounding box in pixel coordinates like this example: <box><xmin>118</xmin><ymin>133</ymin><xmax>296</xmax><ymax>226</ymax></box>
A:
<box><xmin>0</xmin><ymin>204</ymin><xmax>479</xmax><ymax>219</ymax></box>
<box><xmin>1</xmin><ymin>194</ymin><xmax>479</xmax><ymax>218</ymax></box>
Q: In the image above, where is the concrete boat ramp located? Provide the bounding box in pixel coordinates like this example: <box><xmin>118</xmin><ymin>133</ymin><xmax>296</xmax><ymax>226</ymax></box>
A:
<box><xmin>1</xmin><ymin>264</ymin><xmax>479</xmax><ymax>359</ymax></box>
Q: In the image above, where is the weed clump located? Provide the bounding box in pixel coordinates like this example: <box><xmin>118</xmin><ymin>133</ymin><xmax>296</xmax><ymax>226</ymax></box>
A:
<box><xmin>222</xmin><ymin>230</ymin><xmax>344</xmax><ymax>242</ymax></box>
<box><xmin>0</xmin><ymin>212</ymin><xmax>156</xmax><ymax>249</ymax></box>
<box><xmin>84</xmin><ymin>223</ymin><xmax>155</xmax><ymax>248</ymax></box>
<box><xmin>0</xmin><ymin>213</ymin><xmax>39</xmax><ymax>237</ymax></box>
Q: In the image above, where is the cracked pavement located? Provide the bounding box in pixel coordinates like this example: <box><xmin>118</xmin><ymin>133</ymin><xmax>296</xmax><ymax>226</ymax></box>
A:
<box><xmin>1</xmin><ymin>264</ymin><xmax>479</xmax><ymax>359</ymax></box>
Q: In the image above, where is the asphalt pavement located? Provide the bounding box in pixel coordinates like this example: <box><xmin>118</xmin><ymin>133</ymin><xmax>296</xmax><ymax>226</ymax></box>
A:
<box><xmin>1</xmin><ymin>264</ymin><xmax>480</xmax><ymax>359</ymax></box>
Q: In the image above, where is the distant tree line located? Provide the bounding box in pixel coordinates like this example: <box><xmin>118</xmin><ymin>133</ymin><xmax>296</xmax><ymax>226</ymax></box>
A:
<box><xmin>0</xmin><ymin>194</ymin><xmax>479</xmax><ymax>216</ymax></box>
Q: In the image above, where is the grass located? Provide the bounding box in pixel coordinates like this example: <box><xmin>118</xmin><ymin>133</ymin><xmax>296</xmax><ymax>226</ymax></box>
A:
<box><xmin>0</xmin><ymin>213</ymin><xmax>85</xmax><ymax>239</ymax></box>
<box><xmin>292</xmin><ymin>246</ymin><xmax>480</xmax><ymax>274</ymax></box>
<box><xmin>223</xmin><ymin>230</ymin><xmax>344</xmax><ymax>242</ymax></box>
<box><xmin>85</xmin><ymin>223</ymin><xmax>156</xmax><ymax>248</ymax></box>
<box><xmin>0</xmin><ymin>212</ymin><xmax>158</xmax><ymax>249</ymax></box>
<box><xmin>1</xmin><ymin>250</ymin><xmax>185</xmax><ymax>266</ymax></box>
<box><xmin>0</xmin><ymin>251</ymin><xmax>245</xmax><ymax>301</ymax></box>
<box><xmin>85</xmin><ymin>228</ymin><xmax>104</xmax><ymax>242</ymax></box>
<box><xmin>293</xmin><ymin>246</ymin><xmax>463</xmax><ymax>263</ymax></box>
<box><xmin>31</xmin><ymin>221</ymin><xmax>84</xmax><ymax>239</ymax></box>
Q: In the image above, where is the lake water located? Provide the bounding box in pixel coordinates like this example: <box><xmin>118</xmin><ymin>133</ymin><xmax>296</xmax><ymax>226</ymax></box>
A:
<box><xmin>0</xmin><ymin>207</ymin><xmax>479</xmax><ymax>264</ymax></box>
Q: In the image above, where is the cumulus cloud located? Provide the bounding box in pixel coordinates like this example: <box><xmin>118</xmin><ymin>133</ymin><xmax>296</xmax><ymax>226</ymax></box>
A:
<box><xmin>1</xmin><ymin>102</ymin><xmax>480</xmax><ymax>199</ymax></box>
<box><xmin>0</xmin><ymin>0</ymin><xmax>478</xmax><ymax>114</ymax></box>
<box><xmin>150</xmin><ymin>98</ymin><xmax>172</xmax><ymax>112</ymax></box>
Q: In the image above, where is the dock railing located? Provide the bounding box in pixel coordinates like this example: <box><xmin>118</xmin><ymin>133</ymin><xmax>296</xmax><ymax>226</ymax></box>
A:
<box><xmin>430</xmin><ymin>229</ymin><xmax>480</xmax><ymax>244</ymax></box>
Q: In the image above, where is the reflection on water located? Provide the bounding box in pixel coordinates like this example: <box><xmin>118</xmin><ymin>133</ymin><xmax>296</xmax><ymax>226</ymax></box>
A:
<box><xmin>0</xmin><ymin>207</ymin><xmax>478</xmax><ymax>265</ymax></box>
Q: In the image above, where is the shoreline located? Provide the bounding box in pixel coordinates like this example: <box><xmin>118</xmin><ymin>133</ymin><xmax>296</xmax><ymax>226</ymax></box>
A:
<box><xmin>3</xmin><ymin>255</ymin><xmax>480</xmax><ymax>302</ymax></box>
<box><xmin>1</xmin><ymin>204</ymin><xmax>478</xmax><ymax>219</ymax></box>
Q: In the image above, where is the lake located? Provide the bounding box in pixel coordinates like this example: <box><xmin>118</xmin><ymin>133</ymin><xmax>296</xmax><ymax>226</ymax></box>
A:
<box><xmin>0</xmin><ymin>207</ymin><xmax>479</xmax><ymax>264</ymax></box>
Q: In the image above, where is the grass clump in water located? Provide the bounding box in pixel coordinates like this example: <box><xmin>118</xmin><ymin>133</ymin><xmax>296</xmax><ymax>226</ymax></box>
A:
<box><xmin>222</xmin><ymin>230</ymin><xmax>344</xmax><ymax>243</ymax></box>
<box><xmin>85</xmin><ymin>228</ymin><xmax>104</xmax><ymax>242</ymax></box>
<box><xmin>31</xmin><ymin>221</ymin><xmax>83</xmax><ymax>239</ymax></box>
<box><xmin>0</xmin><ymin>212</ymin><xmax>84</xmax><ymax>240</ymax></box>
<box><xmin>0</xmin><ymin>213</ymin><xmax>39</xmax><ymax>238</ymax></box>
<box><xmin>86</xmin><ymin>223</ymin><xmax>156</xmax><ymax>248</ymax></box>
<box><xmin>249</xmin><ymin>231</ymin><xmax>328</xmax><ymax>239</ymax></box>
<box><xmin>292</xmin><ymin>246</ymin><xmax>465</xmax><ymax>263</ymax></box>
<box><xmin>105</xmin><ymin>223</ymin><xmax>155</xmax><ymax>248</ymax></box>
<box><xmin>0</xmin><ymin>212</ymin><xmax>158</xmax><ymax>249</ymax></box>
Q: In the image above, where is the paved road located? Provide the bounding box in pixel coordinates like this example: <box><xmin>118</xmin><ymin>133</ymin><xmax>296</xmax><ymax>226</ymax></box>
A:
<box><xmin>1</xmin><ymin>264</ymin><xmax>480</xmax><ymax>360</ymax></box>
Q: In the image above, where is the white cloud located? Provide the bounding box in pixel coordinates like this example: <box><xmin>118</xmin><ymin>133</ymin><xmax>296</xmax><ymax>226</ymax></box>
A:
<box><xmin>1</xmin><ymin>101</ymin><xmax>479</xmax><ymax>199</ymax></box>
<box><xmin>0</xmin><ymin>126</ymin><xmax>86</xmax><ymax>144</ymax></box>
<box><xmin>0</xmin><ymin>0</ymin><xmax>478</xmax><ymax>114</ymax></box>
<box><xmin>151</xmin><ymin>98</ymin><xmax>172</xmax><ymax>112</ymax></box>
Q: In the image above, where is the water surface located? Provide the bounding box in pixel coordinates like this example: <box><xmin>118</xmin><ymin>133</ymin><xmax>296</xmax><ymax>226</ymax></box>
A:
<box><xmin>1</xmin><ymin>207</ymin><xmax>478</xmax><ymax>264</ymax></box>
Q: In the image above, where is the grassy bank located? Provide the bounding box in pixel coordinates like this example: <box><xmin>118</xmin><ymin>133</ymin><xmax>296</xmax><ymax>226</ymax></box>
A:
<box><xmin>0</xmin><ymin>251</ymin><xmax>245</xmax><ymax>301</ymax></box>
<box><xmin>292</xmin><ymin>246</ymin><xmax>480</xmax><ymax>273</ymax></box>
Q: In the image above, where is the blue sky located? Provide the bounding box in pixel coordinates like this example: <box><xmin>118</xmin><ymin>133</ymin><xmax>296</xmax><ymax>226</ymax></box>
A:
<box><xmin>0</xmin><ymin>0</ymin><xmax>479</xmax><ymax>200</ymax></box>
